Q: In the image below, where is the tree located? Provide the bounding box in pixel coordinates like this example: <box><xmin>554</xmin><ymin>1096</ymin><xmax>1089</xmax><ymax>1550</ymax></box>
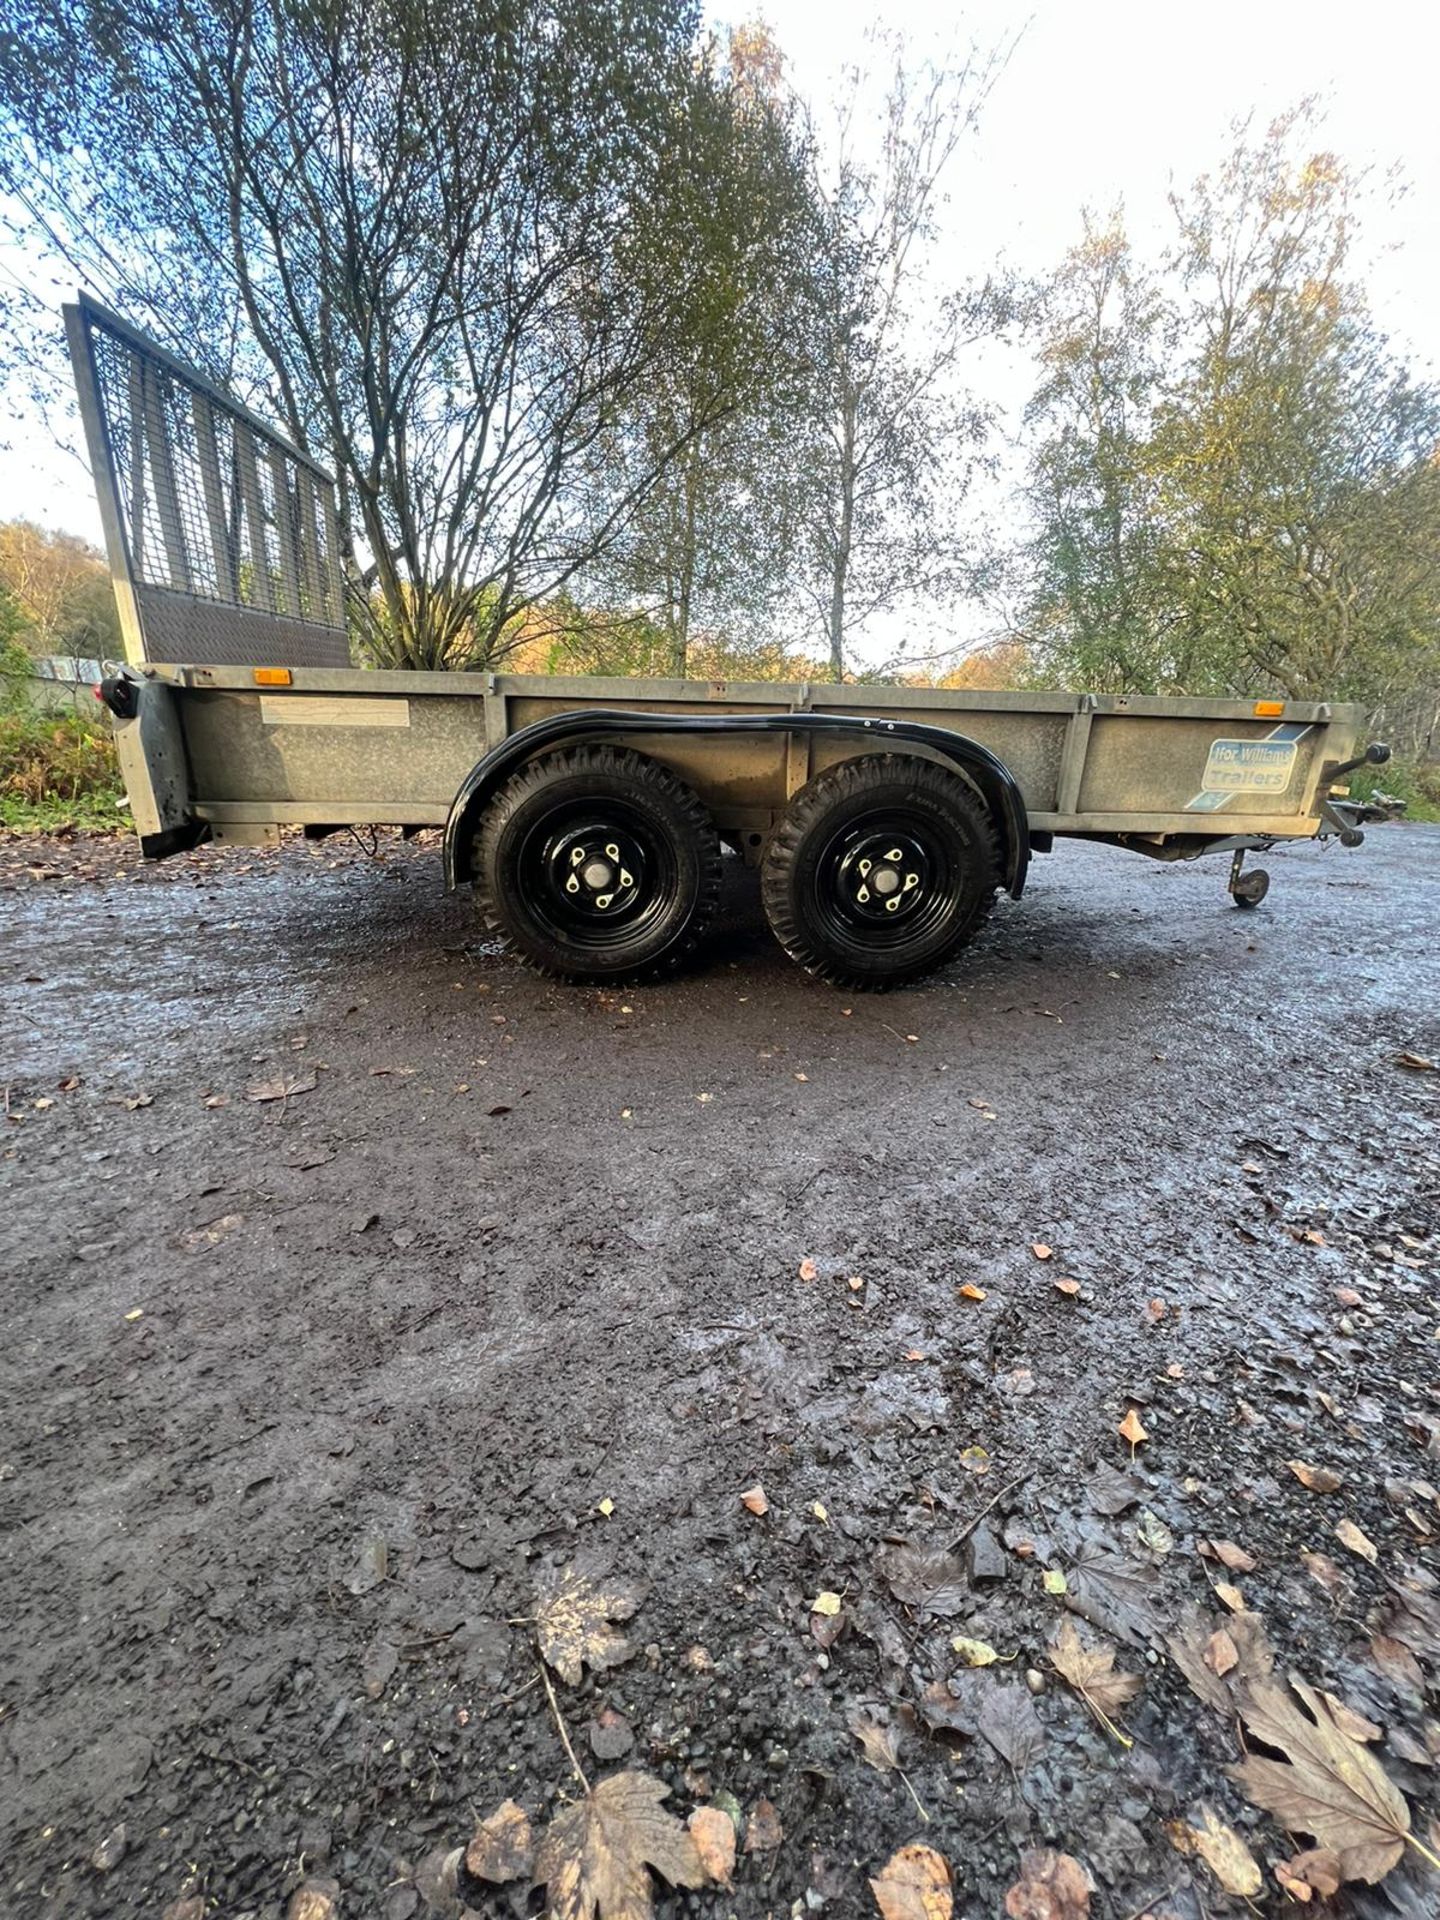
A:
<box><xmin>1020</xmin><ymin>217</ymin><xmax>1174</xmax><ymax>691</ymax></box>
<box><xmin>0</xmin><ymin>520</ymin><xmax>121</xmax><ymax>659</ymax></box>
<box><xmin>571</xmin><ymin>25</ymin><xmax>817</xmax><ymax>676</ymax></box>
<box><xmin>1022</xmin><ymin>111</ymin><xmax>1440</xmax><ymax>742</ymax></box>
<box><xmin>790</xmin><ymin>34</ymin><xmax>1009</xmax><ymax>682</ymax></box>
<box><xmin>1155</xmin><ymin>114</ymin><xmax>1440</xmax><ymax>709</ymax></box>
<box><xmin>0</xmin><ymin>0</ymin><xmax>812</xmax><ymax>669</ymax></box>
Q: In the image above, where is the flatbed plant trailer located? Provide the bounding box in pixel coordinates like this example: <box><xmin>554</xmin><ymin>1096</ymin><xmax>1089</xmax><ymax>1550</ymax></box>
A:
<box><xmin>67</xmin><ymin>294</ymin><xmax>1388</xmax><ymax>989</ymax></box>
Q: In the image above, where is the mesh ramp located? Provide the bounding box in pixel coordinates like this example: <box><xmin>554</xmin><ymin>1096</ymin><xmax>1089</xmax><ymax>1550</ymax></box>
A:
<box><xmin>64</xmin><ymin>294</ymin><xmax>351</xmax><ymax>668</ymax></box>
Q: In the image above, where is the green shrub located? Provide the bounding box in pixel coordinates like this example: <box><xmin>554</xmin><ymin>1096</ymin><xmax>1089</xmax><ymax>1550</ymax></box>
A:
<box><xmin>1347</xmin><ymin>754</ymin><xmax>1440</xmax><ymax>824</ymax></box>
<box><xmin>0</xmin><ymin>703</ymin><xmax>125</xmax><ymax>830</ymax></box>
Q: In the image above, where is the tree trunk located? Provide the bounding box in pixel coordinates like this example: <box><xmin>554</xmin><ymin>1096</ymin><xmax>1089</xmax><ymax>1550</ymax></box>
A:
<box><xmin>829</xmin><ymin>378</ymin><xmax>856</xmax><ymax>682</ymax></box>
<box><xmin>668</xmin><ymin>452</ymin><xmax>699</xmax><ymax>678</ymax></box>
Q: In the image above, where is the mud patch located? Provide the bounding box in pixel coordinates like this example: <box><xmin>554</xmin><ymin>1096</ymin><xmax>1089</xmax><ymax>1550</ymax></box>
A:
<box><xmin>2</xmin><ymin>824</ymin><xmax>1438</xmax><ymax>1917</ymax></box>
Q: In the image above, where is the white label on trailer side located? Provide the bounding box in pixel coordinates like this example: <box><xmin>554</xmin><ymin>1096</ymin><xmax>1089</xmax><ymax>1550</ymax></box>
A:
<box><xmin>259</xmin><ymin>696</ymin><xmax>411</xmax><ymax>729</ymax></box>
<box><xmin>1200</xmin><ymin>737</ymin><xmax>1298</xmax><ymax>794</ymax></box>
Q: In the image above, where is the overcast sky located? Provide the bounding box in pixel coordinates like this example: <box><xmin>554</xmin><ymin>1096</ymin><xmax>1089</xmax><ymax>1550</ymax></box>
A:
<box><xmin>2</xmin><ymin>0</ymin><xmax>1435</xmax><ymax>603</ymax></box>
<box><xmin>752</xmin><ymin>0</ymin><xmax>1437</xmax><ymax>356</ymax></box>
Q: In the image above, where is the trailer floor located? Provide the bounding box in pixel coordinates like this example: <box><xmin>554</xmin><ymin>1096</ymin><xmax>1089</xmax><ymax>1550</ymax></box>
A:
<box><xmin>3</xmin><ymin>825</ymin><xmax>1438</xmax><ymax>1920</ymax></box>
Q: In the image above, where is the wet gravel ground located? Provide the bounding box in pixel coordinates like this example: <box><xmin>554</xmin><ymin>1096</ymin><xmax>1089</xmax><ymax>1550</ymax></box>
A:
<box><xmin>2</xmin><ymin>823</ymin><xmax>1438</xmax><ymax>1920</ymax></box>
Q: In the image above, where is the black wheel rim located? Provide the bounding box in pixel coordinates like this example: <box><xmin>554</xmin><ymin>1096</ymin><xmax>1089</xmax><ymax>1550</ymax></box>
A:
<box><xmin>810</xmin><ymin>814</ymin><xmax>961</xmax><ymax>948</ymax></box>
<box><xmin>518</xmin><ymin>800</ymin><xmax>682</xmax><ymax>951</ymax></box>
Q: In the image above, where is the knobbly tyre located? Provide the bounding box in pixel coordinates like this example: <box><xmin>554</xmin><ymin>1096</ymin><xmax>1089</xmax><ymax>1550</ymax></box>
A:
<box><xmin>69</xmin><ymin>294</ymin><xmax>1390</xmax><ymax>991</ymax></box>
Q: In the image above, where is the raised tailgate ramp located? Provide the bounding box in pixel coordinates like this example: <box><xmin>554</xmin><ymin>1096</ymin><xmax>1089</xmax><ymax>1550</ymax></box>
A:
<box><xmin>64</xmin><ymin>293</ymin><xmax>351</xmax><ymax>668</ymax></box>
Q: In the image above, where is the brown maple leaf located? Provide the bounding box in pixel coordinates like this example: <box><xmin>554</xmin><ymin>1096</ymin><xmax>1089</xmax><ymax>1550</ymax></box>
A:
<box><xmin>465</xmin><ymin>1798</ymin><xmax>533</xmax><ymax>1885</ymax></box>
<box><xmin>1048</xmin><ymin>1617</ymin><xmax>1141</xmax><ymax>1726</ymax></box>
<box><xmin>870</xmin><ymin>1843</ymin><xmax>953</xmax><ymax>1920</ymax></box>
<box><xmin>1165</xmin><ymin>1805</ymin><xmax>1262</xmax><ymax>1897</ymax></box>
<box><xmin>686</xmin><ymin>1808</ymin><xmax>735</xmax><ymax>1889</ymax></box>
<box><xmin>1003</xmin><ymin>1848</ymin><xmax>1090</xmax><ymax>1920</ymax></box>
<box><xmin>535</xmin><ymin>1561</ymin><xmax>648</xmax><ymax>1687</ymax></box>
<box><xmin>1167</xmin><ymin>1605</ymin><xmax>1274</xmax><ymax>1717</ymax></box>
<box><xmin>878</xmin><ymin>1545</ymin><xmax>968</xmax><ymax>1617</ymax></box>
<box><xmin>532</xmin><ymin>1771</ymin><xmax>705</xmax><ymax>1920</ymax></box>
<box><xmin>849</xmin><ymin>1706</ymin><xmax>902</xmax><ymax>1773</ymax></box>
<box><xmin>246</xmin><ymin>1072</ymin><xmax>317</xmax><ymax>1103</ymax></box>
<box><xmin>1229</xmin><ymin>1676</ymin><xmax>1415</xmax><ymax>1883</ymax></box>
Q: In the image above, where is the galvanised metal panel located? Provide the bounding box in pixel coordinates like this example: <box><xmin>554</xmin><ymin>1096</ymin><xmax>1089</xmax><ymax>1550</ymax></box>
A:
<box><xmin>64</xmin><ymin>297</ymin><xmax>352</xmax><ymax>669</ymax></box>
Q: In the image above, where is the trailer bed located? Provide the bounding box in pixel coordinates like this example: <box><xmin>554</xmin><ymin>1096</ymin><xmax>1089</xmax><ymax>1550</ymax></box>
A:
<box><xmin>117</xmin><ymin>662</ymin><xmax>1365</xmax><ymax>856</ymax></box>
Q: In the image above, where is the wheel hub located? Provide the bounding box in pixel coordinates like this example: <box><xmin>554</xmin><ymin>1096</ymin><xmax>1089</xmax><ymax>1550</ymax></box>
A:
<box><xmin>548</xmin><ymin>825</ymin><xmax>644</xmax><ymax>918</ymax></box>
<box><xmin>836</xmin><ymin>834</ymin><xmax>930</xmax><ymax>922</ymax></box>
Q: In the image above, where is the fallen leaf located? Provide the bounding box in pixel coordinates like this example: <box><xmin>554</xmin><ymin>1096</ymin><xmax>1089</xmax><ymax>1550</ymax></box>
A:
<box><xmin>1117</xmin><ymin>1407</ymin><xmax>1148</xmax><ymax>1452</ymax></box>
<box><xmin>1087</xmin><ymin>1465</ymin><xmax>1143</xmax><ymax>1517</ymax></box>
<box><xmin>596</xmin><ymin>1497</ymin><xmax>615</xmax><ymax>1519</ymax></box>
<box><xmin>1042</xmin><ymin>1569</ymin><xmax>1068</xmax><ymax>1595</ymax></box>
<box><xmin>122</xmin><ymin>1092</ymin><xmax>154</xmax><ymax>1111</ymax></box>
<box><xmin>1200</xmin><ymin>1538</ymin><xmax>1257</xmax><ymax>1573</ymax></box>
<box><xmin>1063</xmin><ymin>1534</ymin><xmax>1161</xmax><ymax>1644</ymax></box>
<box><xmin>903</xmin><ymin>1348</ymin><xmax>927</xmax><ymax>1362</ymax></box>
<box><xmin>958</xmin><ymin>1445</ymin><xmax>990</xmax><ymax>1475</ymax></box>
<box><xmin>739</xmin><ymin>1485</ymin><xmax>769</xmax><ymax>1516</ymax></box>
<box><xmin>879</xmin><ymin>1546</ymin><xmax>968</xmax><ymax>1618</ymax></box>
<box><xmin>1049</xmin><ymin>1617</ymin><xmax>1141</xmax><ymax>1719</ymax></box>
<box><xmin>1165</xmin><ymin>1805</ymin><xmax>1263</xmax><ymax>1897</ymax></box>
<box><xmin>958</xmin><ymin>1283</ymin><xmax>987</xmax><ymax>1302</ymax></box>
<box><xmin>1288</xmin><ymin>1460</ymin><xmax>1344</xmax><ymax>1493</ymax></box>
<box><xmin>869</xmin><ymin>1843</ymin><xmax>952</xmax><ymax>1920</ymax></box>
<box><xmin>798</xmin><ymin>1257</ymin><xmax>819</xmax><ymax>1281</ymax></box>
<box><xmin>1002</xmin><ymin>1848</ymin><xmax>1090</xmax><ymax>1920</ymax></box>
<box><xmin>180</xmin><ymin>1212</ymin><xmax>245</xmax><ymax>1252</ymax></box>
<box><xmin>1318</xmin><ymin>1691</ymin><xmax>1383</xmax><ymax>1744</ymax></box>
<box><xmin>1335</xmin><ymin>1517</ymin><xmax>1378</xmax><ymax>1564</ymax></box>
<box><xmin>810</xmin><ymin>1601</ymin><xmax>845</xmax><ymax>1649</ymax></box>
<box><xmin>1301</xmin><ymin>1549</ymin><xmax>1349</xmax><ymax>1601</ymax></box>
<box><xmin>1144</xmin><ymin>1297</ymin><xmax>1166</xmax><ymax>1323</ymax></box>
<box><xmin>1369</xmin><ymin>1634</ymin><xmax>1424</xmax><ymax>1694</ymax></box>
<box><xmin>918</xmin><ymin>1677</ymin><xmax>980</xmax><ymax>1738</ymax></box>
<box><xmin>1335</xmin><ymin>1287</ymin><xmax>1363</xmax><ymax>1308</ymax></box>
<box><xmin>535</xmin><ymin>1560</ymin><xmax>647</xmax><ymax>1686</ymax></box>
<box><xmin>1229</xmin><ymin>1675</ymin><xmax>1414</xmax><ymax>1882</ymax></box>
<box><xmin>1136</xmin><ymin>1508</ymin><xmax>1173</xmax><ymax>1554</ymax></box>
<box><xmin>1052</xmin><ymin>1277</ymin><xmax>1081</xmax><ymax>1297</ymax></box>
<box><xmin>246</xmin><ymin>1073</ymin><xmax>317</xmax><ymax>1103</ymax></box>
<box><xmin>1030</xmin><ymin>1243</ymin><xmax>1054</xmax><ymax>1261</ymax></box>
<box><xmin>466</xmin><ymin>1798</ymin><xmax>533</xmax><ymax>1884</ymax></box>
<box><xmin>810</xmin><ymin>1590</ymin><xmax>843</xmax><ymax>1618</ymax></box>
<box><xmin>345</xmin><ymin>1530</ymin><xmax>388</xmax><ymax>1597</ymax></box>
<box><xmin>950</xmin><ymin>1636</ymin><xmax>999</xmax><ymax>1667</ymax></box>
<box><xmin>1168</xmin><ymin>1606</ymin><xmax>1274</xmax><ymax>1716</ymax></box>
<box><xmin>977</xmin><ymin>1679</ymin><xmax>1045</xmax><ymax>1772</ymax></box>
<box><xmin>849</xmin><ymin>1706</ymin><xmax>902</xmax><ymax>1773</ymax></box>
<box><xmin>1395</xmin><ymin>1052</ymin><xmax>1435</xmax><ymax>1071</ymax></box>
<box><xmin>1214</xmin><ymin>1582</ymin><xmax>1247</xmax><ymax>1613</ymax></box>
<box><xmin>686</xmin><ymin>1808</ymin><xmax>735</xmax><ymax>1890</ymax></box>
<box><xmin>361</xmin><ymin>1637</ymin><xmax>398</xmax><ymax>1700</ymax></box>
<box><xmin>532</xmin><ymin>1770</ymin><xmax>705</xmax><ymax>1919</ymax></box>
<box><xmin>744</xmin><ymin>1797</ymin><xmax>783</xmax><ymax>1853</ymax></box>
<box><xmin>286</xmin><ymin>1883</ymin><xmax>339</xmax><ymax>1920</ymax></box>
<box><xmin>1274</xmin><ymin>1848</ymin><xmax>1344</xmax><ymax>1901</ymax></box>
<box><xmin>1204</xmin><ymin>1629</ymin><xmax>1239</xmax><ymax>1677</ymax></box>
<box><xmin>812</xmin><ymin>1501</ymin><xmax>828</xmax><ymax>1522</ymax></box>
